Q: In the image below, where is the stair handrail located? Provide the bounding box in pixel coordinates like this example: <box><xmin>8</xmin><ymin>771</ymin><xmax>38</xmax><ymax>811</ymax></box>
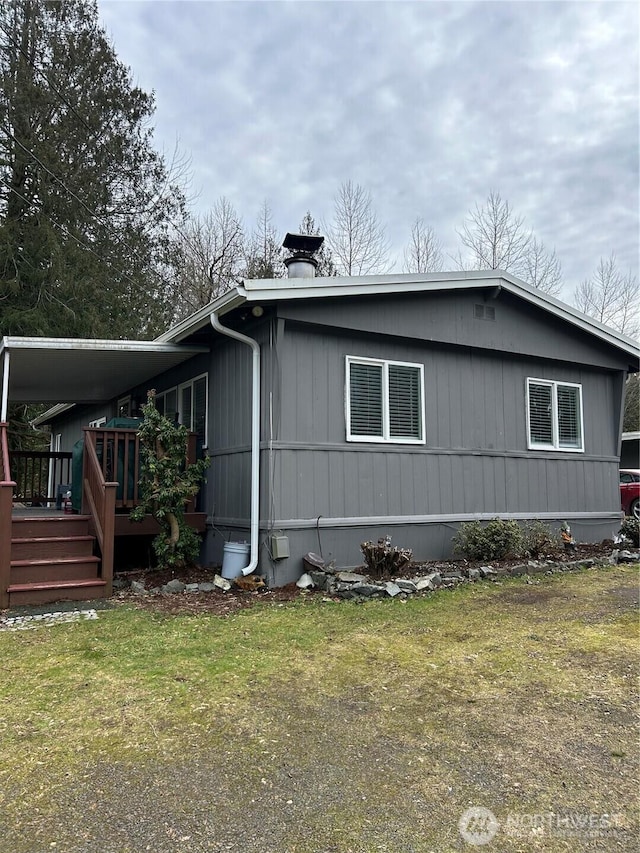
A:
<box><xmin>82</xmin><ymin>429</ymin><xmax>117</xmax><ymax>597</ymax></box>
<box><xmin>0</xmin><ymin>422</ymin><xmax>16</xmax><ymax>609</ymax></box>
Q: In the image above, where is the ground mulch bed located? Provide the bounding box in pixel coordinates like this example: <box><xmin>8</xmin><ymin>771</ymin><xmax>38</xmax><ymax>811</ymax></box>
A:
<box><xmin>114</xmin><ymin>541</ymin><xmax>616</xmax><ymax>617</ymax></box>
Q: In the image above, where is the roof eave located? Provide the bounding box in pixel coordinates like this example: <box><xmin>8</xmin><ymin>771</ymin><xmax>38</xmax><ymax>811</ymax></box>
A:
<box><xmin>155</xmin><ymin>270</ymin><xmax>640</xmax><ymax>363</ymax></box>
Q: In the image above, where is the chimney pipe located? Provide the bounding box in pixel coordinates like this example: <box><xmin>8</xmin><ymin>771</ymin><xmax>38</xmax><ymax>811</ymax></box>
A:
<box><xmin>282</xmin><ymin>232</ymin><xmax>324</xmax><ymax>279</ymax></box>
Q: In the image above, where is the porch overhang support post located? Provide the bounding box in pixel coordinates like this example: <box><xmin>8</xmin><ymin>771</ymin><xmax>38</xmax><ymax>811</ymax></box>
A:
<box><xmin>1</xmin><ymin>348</ymin><xmax>9</xmax><ymax>423</ymax></box>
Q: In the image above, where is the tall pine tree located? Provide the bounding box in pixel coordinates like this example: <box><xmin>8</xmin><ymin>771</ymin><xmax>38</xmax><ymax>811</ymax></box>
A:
<box><xmin>0</xmin><ymin>0</ymin><xmax>185</xmax><ymax>339</ymax></box>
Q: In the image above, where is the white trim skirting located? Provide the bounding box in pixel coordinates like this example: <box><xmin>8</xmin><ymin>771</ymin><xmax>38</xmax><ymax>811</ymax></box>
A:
<box><xmin>213</xmin><ymin>510</ymin><xmax>623</xmax><ymax>532</ymax></box>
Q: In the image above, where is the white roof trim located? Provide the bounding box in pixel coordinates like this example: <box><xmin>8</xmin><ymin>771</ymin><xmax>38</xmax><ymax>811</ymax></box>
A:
<box><xmin>32</xmin><ymin>403</ymin><xmax>75</xmax><ymax>427</ymax></box>
<box><xmin>0</xmin><ymin>336</ymin><xmax>208</xmax><ymax>354</ymax></box>
<box><xmin>1</xmin><ymin>336</ymin><xmax>209</xmax><ymax>406</ymax></box>
<box><xmin>158</xmin><ymin>270</ymin><xmax>639</xmax><ymax>361</ymax></box>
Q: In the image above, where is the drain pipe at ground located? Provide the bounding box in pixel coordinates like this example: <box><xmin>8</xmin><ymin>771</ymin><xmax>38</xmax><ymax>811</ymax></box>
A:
<box><xmin>210</xmin><ymin>311</ymin><xmax>260</xmax><ymax>576</ymax></box>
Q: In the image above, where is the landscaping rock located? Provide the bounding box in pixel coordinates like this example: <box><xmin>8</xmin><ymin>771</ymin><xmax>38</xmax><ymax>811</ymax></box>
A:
<box><xmin>395</xmin><ymin>579</ymin><xmax>417</xmax><ymax>593</ymax></box>
<box><xmin>309</xmin><ymin>571</ymin><xmax>328</xmax><ymax>590</ymax></box>
<box><xmin>130</xmin><ymin>580</ymin><xmax>147</xmax><ymax>594</ymax></box>
<box><xmin>468</xmin><ymin>568</ymin><xmax>482</xmax><ymax>581</ymax></box>
<box><xmin>162</xmin><ymin>579</ymin><xmax>186</xmax><ymax>594</ymax></box>
<box><xmin>296</xmin><ymin>573</ymin><xmax>315</xmax><ymax>589</ymax></box>
<box><xmin>479</xmin><ymin>566</ymin><xmax>498</xmax><ymax>578</ymax></box>
<box><xmin>616</xmin><ymin>550</ymin><xmax>639</xmax><ymax>564</ymax></box>
<box><xmin>198</xmin><ymin>582</ymin><xmax>215</xmax><ymax>592</ymax></box>
<box><xmin>420</xmin><ymin>572</ymin><xmax>442</xmax><ymax>590</ymax></box>
<box><xmin>213</xmin><ymin>574</ymin><xmax>231</xmax><ymax>592</ymax></box>
<box><xmin>336</xmin><ymin>571</ymin><xmax>368</xmax><ymax>584</ymax></box>
<box><xmin>385</xmin><ymin>581</ymin><xmax>402</xmax><ymax>597</ymax></box>
<box><xmin>334</xmin><ymin>583</ymin><xmax>360</xmax><ymax>599</ymax></box>
<box><xmin>441</xmin><ymin>571</ymin><xmax>464</xmax><ymax>581</ymax></box>
<box><xmin>185</xmin><ymin>583</ymin><xmax>200</xmax><ymax>593</ymax></box>
<box><xmin>351</xmin><ymin>583</ymin><xmax>385</xmax><ymax>598</ymax></box>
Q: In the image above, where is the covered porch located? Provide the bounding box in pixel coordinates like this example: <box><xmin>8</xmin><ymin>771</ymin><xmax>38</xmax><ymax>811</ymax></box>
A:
<box><xmin>0</xmin><ymin>336</ymin><xmax>208</xmax><ymax>608</ymax></box>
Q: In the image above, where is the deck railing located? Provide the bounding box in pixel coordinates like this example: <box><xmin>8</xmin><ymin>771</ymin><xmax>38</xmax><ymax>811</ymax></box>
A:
<box><xmin>82</xmin><ymin>430</ymin><xmax>117</xmax><ymax>596</ymax></box>
<box><xmin>0</xmin><ymin>423</ymin><xmax>16</xmax><ymax>608</ymax></box>
<box><xmin>9</xmin><ymin>450</ymin><xmax>72</xmax><ymax>506</ymax></box>
<box><xmin>83</xmin><ymin>426</ymin><xmax>198</xmax><ymax>511</ymax></box>
<box><xmin>84</xmin><ymin>427</ymin><xmax>141</xmax><ymax>508</ymax></box>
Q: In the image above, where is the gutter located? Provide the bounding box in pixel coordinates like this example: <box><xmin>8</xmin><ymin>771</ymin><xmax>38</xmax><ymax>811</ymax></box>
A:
<box><xmin>210</xmin><ymin>310</ymin><xmax>260</xmax><ymax>576</ymax></box>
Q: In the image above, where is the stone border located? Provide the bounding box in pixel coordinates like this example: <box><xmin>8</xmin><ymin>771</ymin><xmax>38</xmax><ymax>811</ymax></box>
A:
<box><xmin>111</xmin><ymin>548</ymin><xmax>639</xmax><ymax>602</ymax></box>
<box><xmin>296</xmin><ymin>549</ymin><xmax>640</xmax><ymax>600</ymax></box>
<box><xmin>0</xmin><ymin>609</ymin><xmax>99</xmax><ymax>631</ymax></box>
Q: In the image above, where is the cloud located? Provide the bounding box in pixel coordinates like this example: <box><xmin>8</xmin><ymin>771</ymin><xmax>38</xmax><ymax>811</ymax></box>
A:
<box><xmin>98</xmin><ymin>0</ymin><xmax>639</xmax><ymax>294</ymax></box>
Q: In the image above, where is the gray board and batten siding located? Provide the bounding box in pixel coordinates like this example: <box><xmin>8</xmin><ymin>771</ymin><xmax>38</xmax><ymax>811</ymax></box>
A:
<box><xmin>204</xmin><ymin>287</ymin><xmax>632</xmax><ymax>586</ymax></box>
<box><xmin>36</xmin><ymin>283</ymin><xmax>634</xmax><ymax>586</ymax></box>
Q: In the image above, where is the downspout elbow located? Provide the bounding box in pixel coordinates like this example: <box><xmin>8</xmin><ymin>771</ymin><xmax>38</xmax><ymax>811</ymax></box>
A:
<box><xmin>210</xmin><ymin>311</ymin><xmax>260</xmax><ymax>576</ymax></box>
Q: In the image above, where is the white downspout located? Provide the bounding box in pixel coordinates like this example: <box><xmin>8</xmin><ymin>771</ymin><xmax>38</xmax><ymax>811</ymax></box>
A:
<box><xmin>1</xmin><ymin>348</ymin><xmax>9</xmax><ymax>423</ymax></box>
<box><xmin>211</xmin><ymin>311</ymin><xmax>260</xmax><ymax>576</ymax></box>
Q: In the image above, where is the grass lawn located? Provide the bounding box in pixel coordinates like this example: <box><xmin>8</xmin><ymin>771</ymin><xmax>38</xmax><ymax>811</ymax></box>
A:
<box><xmin>0</xmin><ymin>565</ymin><xmax>638</xmax><ymax>852</ymax></box>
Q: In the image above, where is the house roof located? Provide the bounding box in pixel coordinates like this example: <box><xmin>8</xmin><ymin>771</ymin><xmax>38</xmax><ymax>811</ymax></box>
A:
<box><xmin>157</xmin><ymin>269</ymin><xmax>639</xmax><ymax>367</ymax></box>
<box><xmin>0</xmin><ymin>336</ymin><xmax>208</xmax><ymax>405</ymax></box>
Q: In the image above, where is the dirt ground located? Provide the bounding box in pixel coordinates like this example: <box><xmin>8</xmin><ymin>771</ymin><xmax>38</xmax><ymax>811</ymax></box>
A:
<box><xmin>115</xmin><ymin>542</ymin><xmax>616</xmax><ymax>617</ymax></box>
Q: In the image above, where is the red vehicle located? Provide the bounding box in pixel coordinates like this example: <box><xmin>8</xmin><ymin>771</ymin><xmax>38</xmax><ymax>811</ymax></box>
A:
<box><xmin>619</xmin><ymin>469</ymin><xmax>640</xmax><ymax>518</ymax></box>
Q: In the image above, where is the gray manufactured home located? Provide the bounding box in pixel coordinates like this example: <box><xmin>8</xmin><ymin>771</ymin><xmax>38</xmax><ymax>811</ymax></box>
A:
<box><xmin>3</xmin><ymin>263</ymin><xmax>638</xmax><ymax>590</ymax></box>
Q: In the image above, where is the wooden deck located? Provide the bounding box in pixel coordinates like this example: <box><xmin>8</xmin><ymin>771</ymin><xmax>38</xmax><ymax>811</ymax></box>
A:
<box><xmin>0</xmin><ymin>425</ymin><xmax>206</xmax><ymax>608</ymax></box>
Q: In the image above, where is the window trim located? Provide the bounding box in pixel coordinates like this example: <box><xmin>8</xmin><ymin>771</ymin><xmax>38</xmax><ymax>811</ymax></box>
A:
<box><xmin>116</xmin><ymin>395</ymin><xmax>131</xmax><ymax>418</ymax></box>
<box><xmin>526</xmin><ymin>377</ymin><xmax>584</xmax><ymax>453</ymax></box>
<box><xmin>345</xmin><ymin>355</ymin><xmax>426</xmax><ymax>445</ymax></box>
<box><xmin>178</xmin><ymin>372</ymin><xmax>209</xmax><ymax>448</ymax></box>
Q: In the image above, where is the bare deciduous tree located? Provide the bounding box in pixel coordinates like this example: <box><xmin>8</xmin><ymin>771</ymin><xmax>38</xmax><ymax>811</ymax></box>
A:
<box><xmin>574</xmin><ymin>253</ymin><xmax>639</xmax><ymax>338</ymax></box>
<box><xmin>403</xmin><ymin>217</ymin><xmax>443</xmax><ymax>273</ymax></box>
<box><xmin>457</xmin><ymin>191</ymin><xmax>566</xmax><ymax>295</ymax></box>
<box><xmin>171</xmin><ymin>197</ymin><xmax>244</xmax><ymax>320</ymax></box>
<box><xmin>325</xmin><ymin>181</ymin><xmax>390</xmax><ymax>275</ymax></box>
<box><xmin>575</xmin><ymin>254</ymin><xmax>639</xmax><ymax>434</ymax></box>
<box><xmin>458</xmin><ymin>190</ymin><xmax>532</xmax><ymax>274</ymax></box>
<box><xmin>521</xmin><ymin>237</ymin><xmax>563</xmax><ymax>296</ymax></box>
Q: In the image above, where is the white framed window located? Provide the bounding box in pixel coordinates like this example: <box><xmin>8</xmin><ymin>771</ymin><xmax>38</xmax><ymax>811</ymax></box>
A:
<box><xmin>156</xmin><ymin>387</ymin><xmax>178</xmax><ymax>422</ymax></box>
<box><xmin>179</xmin><ymin>373</ymin><xmax>208</xmax><ymax>445</ymax></box>
<box><xmin>346</xmin><ymin>356</ymin><xmax>425</xmax><ymax>444</ymax></box>
<box><xmin>526</xmin><ymin>378</ymin><xmax>584</xmax><ymax>452</ymax></box>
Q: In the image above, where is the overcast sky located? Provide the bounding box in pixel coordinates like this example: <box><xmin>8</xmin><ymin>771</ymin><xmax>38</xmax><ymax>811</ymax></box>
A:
<box><xmin>97</xmin><ymin>0</ymin><xmax>639</xmax><ymax>300</ymax></box>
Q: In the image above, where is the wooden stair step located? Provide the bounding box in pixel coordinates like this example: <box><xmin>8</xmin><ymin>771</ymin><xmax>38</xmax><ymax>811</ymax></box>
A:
<box><xmin>11</xmin><ymin>516</ymin><xmax>92</xmax><ymax>538</ymax></box>
<box><xmin>7</xmin><ymin>578</ymin><xmax>108</xmax><ymax>606</ymax></box>
<box><xmin>10</xmin><ymin>555</ymin><xmax>100</xmax><ymax>568</ymax></box>
<box><xmin>11</xmin><ymin>536</ymin><xmax>94</xmax><ymax>544</ymax></box>
<box><xmin>10</xmin><ymin>555</ymin><xmax>101</xmax><ymax>586</ymax></box>
<box><xmin>11</xmin><ymin>535</ymin><xmax>95</xmax><ymax>560</ymax></box>
<box><xmin>8</xmin><ymin>578</ymin><xmax>107</xmax><ymax>592</ymax></box>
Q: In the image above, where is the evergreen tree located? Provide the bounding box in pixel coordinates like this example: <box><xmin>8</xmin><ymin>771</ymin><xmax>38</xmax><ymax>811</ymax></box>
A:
<box><xmin>0</xmin><ymin>0</ymin><xmax>186</xmax><ymax>339</ymax></box>
<box><xmin>243</xmin><ymin>200</ymin><xmax>284</xmax><ymax>279</ymax></box>
<box><xmin>298</xmin><ymin>211</ymin><xmax>337</xmax><ymax>277</ymax></box>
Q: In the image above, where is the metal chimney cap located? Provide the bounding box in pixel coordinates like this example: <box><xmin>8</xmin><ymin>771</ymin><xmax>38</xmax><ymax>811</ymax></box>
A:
<box><xmin>282</xmin><ymin>232</ymin><xmax>324</xmax><ymax>254</ymax></box>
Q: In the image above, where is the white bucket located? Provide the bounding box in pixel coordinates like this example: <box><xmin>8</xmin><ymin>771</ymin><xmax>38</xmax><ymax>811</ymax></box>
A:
<box><xmin>221</xmin><ymin>541</ymin><xmax>251</xmax><ymax>579</ymax></box>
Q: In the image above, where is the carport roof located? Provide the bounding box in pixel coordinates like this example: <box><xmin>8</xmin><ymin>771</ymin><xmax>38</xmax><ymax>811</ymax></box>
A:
<box><xmin>1</xmin><ymin>336</ymin><xmax>208</xmax><ymax>405</ymax></box>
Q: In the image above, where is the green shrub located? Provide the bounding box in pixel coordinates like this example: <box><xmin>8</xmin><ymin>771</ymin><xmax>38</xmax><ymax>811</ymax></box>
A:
<box><xmin>452</xmin><ymin>518</ymin><xmax>523</xmax><ymax>561</ymax></box>
<box><xmin>521</xmin><ymin>519</ymin><xmax>556</xmax><ymax>558</ymax></box>
<box><xmin>130</xmin><ymin>390</ymin><xmax>209</xmax><ymax>570</ymax></box>
<box><xmin>620</xmin><ymin>516</ymin><xmax>639</xmax><ymax>548</ymax></box>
